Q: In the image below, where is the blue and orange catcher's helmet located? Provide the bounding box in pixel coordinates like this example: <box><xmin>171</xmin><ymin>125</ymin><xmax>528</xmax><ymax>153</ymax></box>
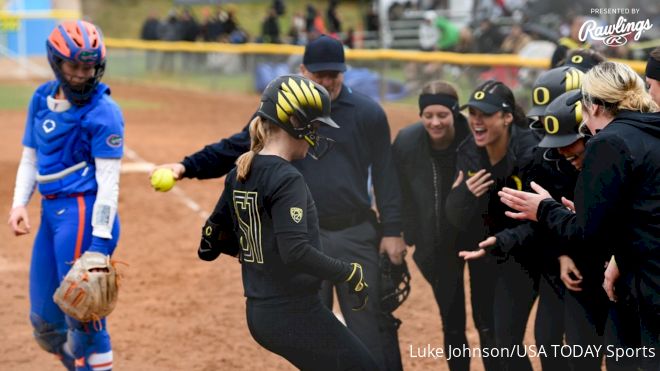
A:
<box><xmin>46</xmin><ymin>20</ymin><xmax>106</xmax><ymax>105</ymax></box>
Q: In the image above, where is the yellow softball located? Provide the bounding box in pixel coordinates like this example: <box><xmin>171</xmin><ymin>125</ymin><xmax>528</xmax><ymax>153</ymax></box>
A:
<box><xmin>150</xmin><ymin>168</ymin><xmax>176</xmax><ymax>192</ymax></box>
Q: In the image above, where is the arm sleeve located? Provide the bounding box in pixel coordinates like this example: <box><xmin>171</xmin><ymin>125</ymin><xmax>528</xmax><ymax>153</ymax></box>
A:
<box><xmin>368</xmin><ymin>106</ymin><xmax>403</xmax><ymax>236</ymax></box>
<box><xmin>276</xmin><ymin>231</ymin><xmax>351</xmax><ymax>282</ymax></box>
<box><xmin>493</xmin><ymin>222</ymin><xmax>538</xmax><ymax>257</ymax></box>
<box><xmin>12</xmin><ymin>147</ymin><xmax>37</xmax><ymax>208</ymax></box>
<box><xmin>181</xmin><ymin>124</ymin><xmax>251</xmax><ymax>179</ymax></box>
<box><xmin>271</xmin><ymin>174</ymin><xmax>352</xmax><ymax>281</ymax></box>
<box><xmin>445</xmin><ymin>180</ymin><xmax>480</xmax><ymax>230</ymax></box>
<box><xmin>88</xmin><ymin>158</ymin><xmax>121</xmax><ymax>254</ymax></box>
<box><xmin>392</xmin><ymin>136</ymin><xmax>416</xmax><ymax>246</ymax></box>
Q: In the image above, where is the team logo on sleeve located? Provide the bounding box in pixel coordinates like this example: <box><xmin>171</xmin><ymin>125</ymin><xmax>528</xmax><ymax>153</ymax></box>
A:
<box><xmin>290</xmin><ymin>207</ymin><xmax>303</xmax><ymax>223</ymax></box>
<box><xmin>106</xmin><ymin>134</ymin><xmax>123</xmax><ymax>148</ymax></box>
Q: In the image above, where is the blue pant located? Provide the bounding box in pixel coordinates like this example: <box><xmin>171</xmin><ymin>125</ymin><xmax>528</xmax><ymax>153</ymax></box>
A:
<box><xmin>30</xmin><ymin>194</ymin><xmax>119</xmax><ymax>370</ymax></box>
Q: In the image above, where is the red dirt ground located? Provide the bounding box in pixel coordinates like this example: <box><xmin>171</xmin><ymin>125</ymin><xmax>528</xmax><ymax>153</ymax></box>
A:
<box><xmin>0</xmin><ymin>81</ymin><xmax>539</xmax><ymax>370</ymax></box>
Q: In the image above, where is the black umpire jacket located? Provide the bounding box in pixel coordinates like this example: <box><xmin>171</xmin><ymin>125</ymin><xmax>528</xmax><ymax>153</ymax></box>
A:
<box><xmin>537</xmin><ymin>110</ymin><xmax>660</xmax><ymax>307</ymax></box>
<box><xmin>445</xmin><ymin>123</ymin><xmax>539</xmax><ymax>264</ymax></box>
<box><xmin>392</xmin><ymin>115</ymin><xmax>470</xmax><ymax>278</ymax></box>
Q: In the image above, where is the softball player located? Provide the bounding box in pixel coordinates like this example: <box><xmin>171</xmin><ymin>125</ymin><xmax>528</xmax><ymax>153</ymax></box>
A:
<box><xmin>392</xmin><ymin>80</ymin><xmax>472</xmax><ymax>371</ymax></box>
<box><xmin>202</xmin><ymin>75</ymin><xmax>376</xmax><ymax>371</ymax></box>
<box><xmin>8</xmin><ymin>21</ymin><xmax>123</xmax><ymax>371</ymax></box>
<box><xmin>500</xmin><ymin>61</ymin><xmax>660</xmax><ymax>371</ymax></box>
<box><xmin>446</xmin><ymin>80</ymin><xmax>539</xmax><ymax>371</ymax></box>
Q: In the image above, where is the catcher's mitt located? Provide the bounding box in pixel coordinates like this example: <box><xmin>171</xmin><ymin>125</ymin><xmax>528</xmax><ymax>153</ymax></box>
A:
<box><xmin>379</xmin><ymin>254</ymin><xmax>411</xmax><ymax>313</ymax></box>
<box><xmin>53</xmin><ymin>251</ymin><xmax>119</xmax><ymax>323</ymax></box>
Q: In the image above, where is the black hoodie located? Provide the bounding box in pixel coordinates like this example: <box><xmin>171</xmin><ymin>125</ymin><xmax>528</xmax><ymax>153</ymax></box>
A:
<box><xmin>538</xmin><ymin>110</ymin><xmax>660</xmax><ymax>307</ymax></box>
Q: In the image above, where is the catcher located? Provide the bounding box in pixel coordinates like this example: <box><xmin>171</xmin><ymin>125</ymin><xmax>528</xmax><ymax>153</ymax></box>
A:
<box><xmin>7</xmin><ymin>20</ymin><xmax>122</xmax><ymax>371</ymax></box>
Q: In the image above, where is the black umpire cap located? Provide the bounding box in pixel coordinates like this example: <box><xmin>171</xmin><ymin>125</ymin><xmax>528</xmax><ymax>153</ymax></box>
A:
<box><xmin>303</xmin><ymin>35</ymin><xmax>347</xmax><ymax>73</ymax></box>
<box><xmin>528</xmin><ymin>66</ymin><xmax>584</xmax><ymax>117</ymax></box>
<box><xmin>538</xmin><ymin>90</ymin><xmax>583</xmax><ymax>148</ymax></box>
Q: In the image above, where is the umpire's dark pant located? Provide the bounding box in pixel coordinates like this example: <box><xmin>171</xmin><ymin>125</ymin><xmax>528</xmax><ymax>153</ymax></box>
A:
<box><xmin>319</xmin><ymin>219</ymin><xmax>403</xmax><ymax>371</ymax></box>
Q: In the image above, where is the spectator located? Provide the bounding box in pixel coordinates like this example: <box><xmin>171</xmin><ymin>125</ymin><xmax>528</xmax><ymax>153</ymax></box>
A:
<box><xmin>272</xmin><ymin>0</ymin><xmax>286</xmax><ymax>17</ymax></box>
<box><xmin>200</xmin><ymin>7</ymin><xmax>223</xmax><ymax>42</ymax></box>
<box><xmin>141</xmin><ymin>11</ymin><xmax>161</xmax><ymax>40</ymax></box>
<box><xmin>179</xmin><ymin>7</ymin><xmax>199</xmax><ymax>42</ymax></box>
<box><xmin>419</xmin><ymin>11</ymin><xmax>439</xmax><ymax>51</ymax></box>
<box><xmin>551</xmin><ymin>17</ymin><xmax>589</xmax><ymax>68</ymax></box>
<box><xmin>160</xmin><ymin>10</ymin><xmax>181</xmax><ymax>73</ymax></box>
<box><xmin>473</xmin><ymin>19</ymin><xmax>504</xmax><ymax>53</ymax></box>
<box><xmin>261</xmin><ymin>8</ymin><xmax>281</xmax><ymax>44</ymax></box>
<box><xmin>288</xmin><ymin>11</ymin><xmax>307</xmax><ymax>45</ymax></box>
<box><xmin>365</xmin><ymin>8</ymin><xmax>379</xmax><ymax>33</ymax></box>
<box><xmin>501</xmin><ymin>24</ymin><xmax>532</xmax><ymax>54</ymax></box>
<box><xmin>140</xmin><ymin>11</ymin><xmax>161</xmax><ymax>71</ymax></box>
<box><xmin>435</xmin><ymin>16</ymin><xmax>460</xmax><ymax>51</ymax></box>
<box><xmin>326</xmin><ymin>0</ymin><xmax>342</xmax><ymax>35</ymax></box>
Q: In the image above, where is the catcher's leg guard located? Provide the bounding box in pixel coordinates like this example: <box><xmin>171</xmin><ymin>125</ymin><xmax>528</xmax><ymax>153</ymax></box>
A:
<box><xmin>66</xmin><ymin>317</ymin><xmax>113</xmax><ymax>371</ymax></box>
<box><xmin>30</xmin><ymin>313</ymin><xmax>75</xmax><ymax>371</ymax></box>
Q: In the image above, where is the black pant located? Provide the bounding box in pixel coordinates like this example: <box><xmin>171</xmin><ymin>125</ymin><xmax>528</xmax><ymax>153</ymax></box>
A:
<box><xmin>563</xmin><ymin>283</ymin><xmax>609</xmax><ymax>370</ymax></box>
<box><xmin>319</xmin><ymin>220</ymin><xmax>402</xmax><ymax>371</ymax></box>
<box><xmin>468</xmin><ymin>257</ymin><xmax>501</xmax><ymax>371</ymax></box>
<box><xmin>493</xmin><ymin>258</ymin><xmax>538</xmax><ymax>371</ymax></box>
<box><xmin>416</xmin><ymin>247</ymin><xmax>470</xmax><ymax>371</ymax></box>
<box><xmin>535</xmin><ymin>274</ymin><xmax>569</xmax><ymax>371</ymax></box>
<box><xmin>246</xmin><ymin>294</ymin><xmax>377</xmax><ymax>371</ymax></box>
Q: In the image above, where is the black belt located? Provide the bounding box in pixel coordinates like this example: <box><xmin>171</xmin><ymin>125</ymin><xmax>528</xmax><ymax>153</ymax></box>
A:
<box><xmin>319</xmin><ymin>209</ymin><xmax>375</xmax><ymax>231</ymax></box>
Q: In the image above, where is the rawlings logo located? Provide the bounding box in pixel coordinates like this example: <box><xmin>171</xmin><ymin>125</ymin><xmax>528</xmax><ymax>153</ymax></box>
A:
<box><xmin>75</xmin><ymin>49</ymin><xmax>99</xmax><ymax>63</ymax></box>
<box><xmin>106</xmin><ymin>134</ymin><xmax>122</xmax><ymax>148</ymax></box>
<box><xmin>579</xmin><ymin>16</ymin><xmax>653</xmax><ymax>47</ymax></box>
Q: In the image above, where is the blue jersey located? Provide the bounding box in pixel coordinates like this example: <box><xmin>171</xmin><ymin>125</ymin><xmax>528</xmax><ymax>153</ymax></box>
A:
<box><xmin>22</xmin><ymin>81</ymin><xmax>124</xmax><ymax>197</ymax></box>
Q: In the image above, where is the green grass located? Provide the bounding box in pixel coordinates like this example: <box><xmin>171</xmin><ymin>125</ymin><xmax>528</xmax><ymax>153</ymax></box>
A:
<box><xmin>84</xmin><ymin>0</ymin><xmax>366</xmax><ymax>40</ymax></box>
<box><xmin>0</xmin><ymin>84</ymin><xmax>33</xmax><ymax>110</ymax></box>
<box><xmin>0</xmin><ymin>83</ymin><xmax>159</xmax><ymax>111</ymax></box>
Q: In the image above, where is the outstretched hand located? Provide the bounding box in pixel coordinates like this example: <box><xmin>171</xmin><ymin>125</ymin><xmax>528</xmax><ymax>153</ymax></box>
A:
<box><xmin>151</xmin><ymin>163</ymin><xmax>186</xmax><ymax>180</ymax></box>
<box><xmin>498</xmin><ymin>181</ymin><xmax>552</xmax><ymax>222</ymax></box>
<box><xmin>458</xmin><ymin>236</ymin><xmax>496</xmax><ymax>261</ymax></box>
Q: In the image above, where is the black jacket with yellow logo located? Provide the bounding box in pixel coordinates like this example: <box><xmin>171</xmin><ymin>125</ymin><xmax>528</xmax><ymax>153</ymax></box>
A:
<box><xmin>445</xmin><ymin>124</ymin><xmax>539</xmax><ymax>261</ymax></box>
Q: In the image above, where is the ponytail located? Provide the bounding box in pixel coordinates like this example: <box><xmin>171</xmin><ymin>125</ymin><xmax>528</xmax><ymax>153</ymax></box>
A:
<box><xmin>236</xmin><ymin>116</ymin><xmax>271</xmax><ymax>182</ymax></box>
<box><xmin>582</xmin><ymin>61</ymin><xmax>659</xmax><ymax>116</ymax></box>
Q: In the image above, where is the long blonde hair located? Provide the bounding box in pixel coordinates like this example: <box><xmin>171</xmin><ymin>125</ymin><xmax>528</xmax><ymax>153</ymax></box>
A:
<box><xmin>582</xmin><ymin>61</ymin><xmax>658</xmax><ymax>115</ymax></box>
<box><xmin>236</xmin><ymin>116</ymin><xmax>271</xmax><ymax>182</ymax></box>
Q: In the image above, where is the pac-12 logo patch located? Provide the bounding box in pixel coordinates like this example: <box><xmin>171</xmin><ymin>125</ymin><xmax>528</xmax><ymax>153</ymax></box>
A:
<box><xmin>106</xmin><ymin>134</ymin><xmax>123</xmax><ymax>148</ymax></box>
<box><xmin>290</xmin><ymin>207</ymin><xmax>303</xmax><ymax>223</ymax></box>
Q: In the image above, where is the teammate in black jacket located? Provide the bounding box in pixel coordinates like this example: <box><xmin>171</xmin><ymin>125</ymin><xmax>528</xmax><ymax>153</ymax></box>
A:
<box><xmin>392</xmin><ymin>81</ymin><xmax>471</xmax><ymax>371</ymax></box>
<box><xmin>445</xmin><ymin>80</ymin><xmax>539</xmax><ymax>371</ymax></box>
<box><xmin>200</xmin><ymin>75</ymin><xmax>376</xmax><ymax>371</ymax></box>
<box><xmin>500</xmin><ymin>61</ymin><xmax>659</xmax><ymax>371</ymax></box>
<box><xmin>156</xmin><ymin>36</ymin><xmax>405</xmax><ymax>370</ymax></box>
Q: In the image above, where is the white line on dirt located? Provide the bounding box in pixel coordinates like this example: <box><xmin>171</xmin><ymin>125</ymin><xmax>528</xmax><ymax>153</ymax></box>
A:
<box><xmin>123</xmin><ymin>146</ymin><xmax>209</xmax><ymax>220</ymax></box>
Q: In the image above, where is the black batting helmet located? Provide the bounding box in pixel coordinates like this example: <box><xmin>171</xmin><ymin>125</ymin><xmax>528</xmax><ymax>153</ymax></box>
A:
<box><xmin>538</xmin><ymin>90</ymin><xmax>584</xmax><ymax>148</ymax></box>
<box><xmin>528</xmin><ymin>66</ymin><xmax>584</xmax><ymax>117</ymax></box>
<box><xmin>257</xmin><ymin>75</ymin><xmax>338</xmax><ymax>148</ymax></box>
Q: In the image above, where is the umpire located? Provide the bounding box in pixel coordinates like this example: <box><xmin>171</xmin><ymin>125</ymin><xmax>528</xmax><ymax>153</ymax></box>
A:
<box><xmin>155</xmin><ymin>35</ymin><xmax>406</xmax><ymax>370</ymax></box>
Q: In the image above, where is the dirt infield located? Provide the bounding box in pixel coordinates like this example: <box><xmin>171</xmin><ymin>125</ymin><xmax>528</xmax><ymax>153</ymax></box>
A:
<box><xmin>0</xmin><ymin>82</ymin><xmax>538</xmax><ymax>370</ymax></box>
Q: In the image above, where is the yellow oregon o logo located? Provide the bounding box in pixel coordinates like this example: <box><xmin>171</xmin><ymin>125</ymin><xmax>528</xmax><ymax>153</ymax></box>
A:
<box><xmin>533</xmin><ymin>87</ymin><xmax>550</xmax><ymax>106</ymax></box>
<box><xmin>544</xmin><ymin>115</ymin><xmax>560</xmax><ymax>134</ymax></box>
<box><xmin>574</xmin><ymin>100</ymin><xmax>583</xmax><ymax>124</ymax></box>
<box><xmin>474</xmin><ymin>91</ymin><xmax>485</xmax><ymax>100</ymax></box>
<box><xmin>571</xmin><ymin>55</ymin><xmax>584</xmax><ymax>64</ymax></box>
<box><xmin>204</xmin><ymin>226</ymin><xmax>213</xmax><ymax>236</ymax></box>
